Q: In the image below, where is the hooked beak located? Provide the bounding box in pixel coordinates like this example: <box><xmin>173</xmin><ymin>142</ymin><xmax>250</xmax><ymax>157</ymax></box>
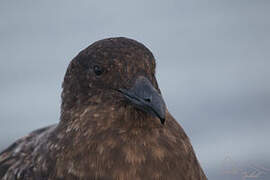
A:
<box><xmin>118</xmin><ymin>76</ymin><xmax>166</xmax><ymax>124</ymax></box>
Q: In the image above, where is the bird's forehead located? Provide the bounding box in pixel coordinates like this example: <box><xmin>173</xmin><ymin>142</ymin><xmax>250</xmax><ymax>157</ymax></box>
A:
<box><xmin>82</xmin><ymin>37</ymin><xmax>156</xmax><ymax>68</ymax></box>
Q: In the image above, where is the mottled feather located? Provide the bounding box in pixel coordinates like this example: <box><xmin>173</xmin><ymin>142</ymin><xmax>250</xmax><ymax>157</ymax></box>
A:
<box><xmin>0</xmin><ymin>37</ymin><xmax>207</xmax><ymax>180</ymax></box>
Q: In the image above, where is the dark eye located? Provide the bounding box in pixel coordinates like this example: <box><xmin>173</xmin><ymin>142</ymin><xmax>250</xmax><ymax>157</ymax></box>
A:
<box><xmin>93</xmin><ymin>65</ymin><xmax>103</xmax><ymax>76</ymax></box>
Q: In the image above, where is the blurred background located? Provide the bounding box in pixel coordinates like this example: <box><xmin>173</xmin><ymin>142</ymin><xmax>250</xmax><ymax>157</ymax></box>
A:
<box><xmin>0</xmin><ymin>0</ymin><xmax>269</xmax><ymax>179</ymax></box>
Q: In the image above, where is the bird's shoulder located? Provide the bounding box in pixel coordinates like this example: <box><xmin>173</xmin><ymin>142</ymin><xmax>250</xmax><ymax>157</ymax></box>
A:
<box><xmin>162</xmin><ymin>112</ymin><xmax>208</xmax><ymax>179</ymax></box>
<box><xmin>0</xmin><ymin>124</ymin><xmax>57</xmax><ymax>180</ymax></box>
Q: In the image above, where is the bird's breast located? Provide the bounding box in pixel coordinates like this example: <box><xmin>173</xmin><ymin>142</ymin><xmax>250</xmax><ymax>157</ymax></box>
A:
<box><xmin>54</xmin><ymin>124</ymin><xmax>193</xmax><ymax>180</ymax></box>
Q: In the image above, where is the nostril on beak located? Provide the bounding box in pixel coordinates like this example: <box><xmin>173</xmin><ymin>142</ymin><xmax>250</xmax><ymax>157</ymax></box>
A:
<box><xmin>144</xmin><ymin>97</ymin><xmax>151</xmax><ymax>103</ymax></box>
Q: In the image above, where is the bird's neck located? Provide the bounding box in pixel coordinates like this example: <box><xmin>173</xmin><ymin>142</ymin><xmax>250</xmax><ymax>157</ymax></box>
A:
<box><xmin>58</xmin><ymin>98</ymin><xmax>163</xmax><ymax>139</ymax></box>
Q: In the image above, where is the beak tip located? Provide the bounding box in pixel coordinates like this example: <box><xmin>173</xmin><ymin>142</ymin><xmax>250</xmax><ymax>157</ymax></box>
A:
<box><xmin>160</xmin><ymin>118</ymin><xmax>165</xmax><ymax>125</ymax></box>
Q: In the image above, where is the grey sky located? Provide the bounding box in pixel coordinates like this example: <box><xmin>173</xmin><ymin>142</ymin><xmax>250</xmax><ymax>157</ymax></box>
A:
<box><xmin>1</xmin><ymin>0</ymin><xmax>270</xmax><ymax>179</ymax></box>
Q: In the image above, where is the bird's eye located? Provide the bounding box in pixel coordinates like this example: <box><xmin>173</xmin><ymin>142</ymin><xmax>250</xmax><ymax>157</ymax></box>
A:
<box><xmin>93</xmin><ymin>65</ymin><xmax>103</xmax><ymax>76</ymax></box>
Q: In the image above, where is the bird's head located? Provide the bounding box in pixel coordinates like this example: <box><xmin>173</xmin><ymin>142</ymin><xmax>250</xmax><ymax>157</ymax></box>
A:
<box><xmin>62</xmin><ymin>37</ymin><xmax>166</xmax><ymax>124</ymax></box>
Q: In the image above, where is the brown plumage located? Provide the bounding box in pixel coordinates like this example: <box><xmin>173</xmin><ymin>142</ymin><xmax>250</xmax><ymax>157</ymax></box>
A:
<box><xmin>0</xmin><ymin>37</ymin><xmax>207</xmax><ymax>180</ymax></box>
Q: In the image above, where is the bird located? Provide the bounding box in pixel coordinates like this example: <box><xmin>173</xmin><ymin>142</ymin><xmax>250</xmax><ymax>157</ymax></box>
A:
<box><xmin>0</xmin><ymin>37</ymin><xmax>207</xmax><ymax>180</ymax></box>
